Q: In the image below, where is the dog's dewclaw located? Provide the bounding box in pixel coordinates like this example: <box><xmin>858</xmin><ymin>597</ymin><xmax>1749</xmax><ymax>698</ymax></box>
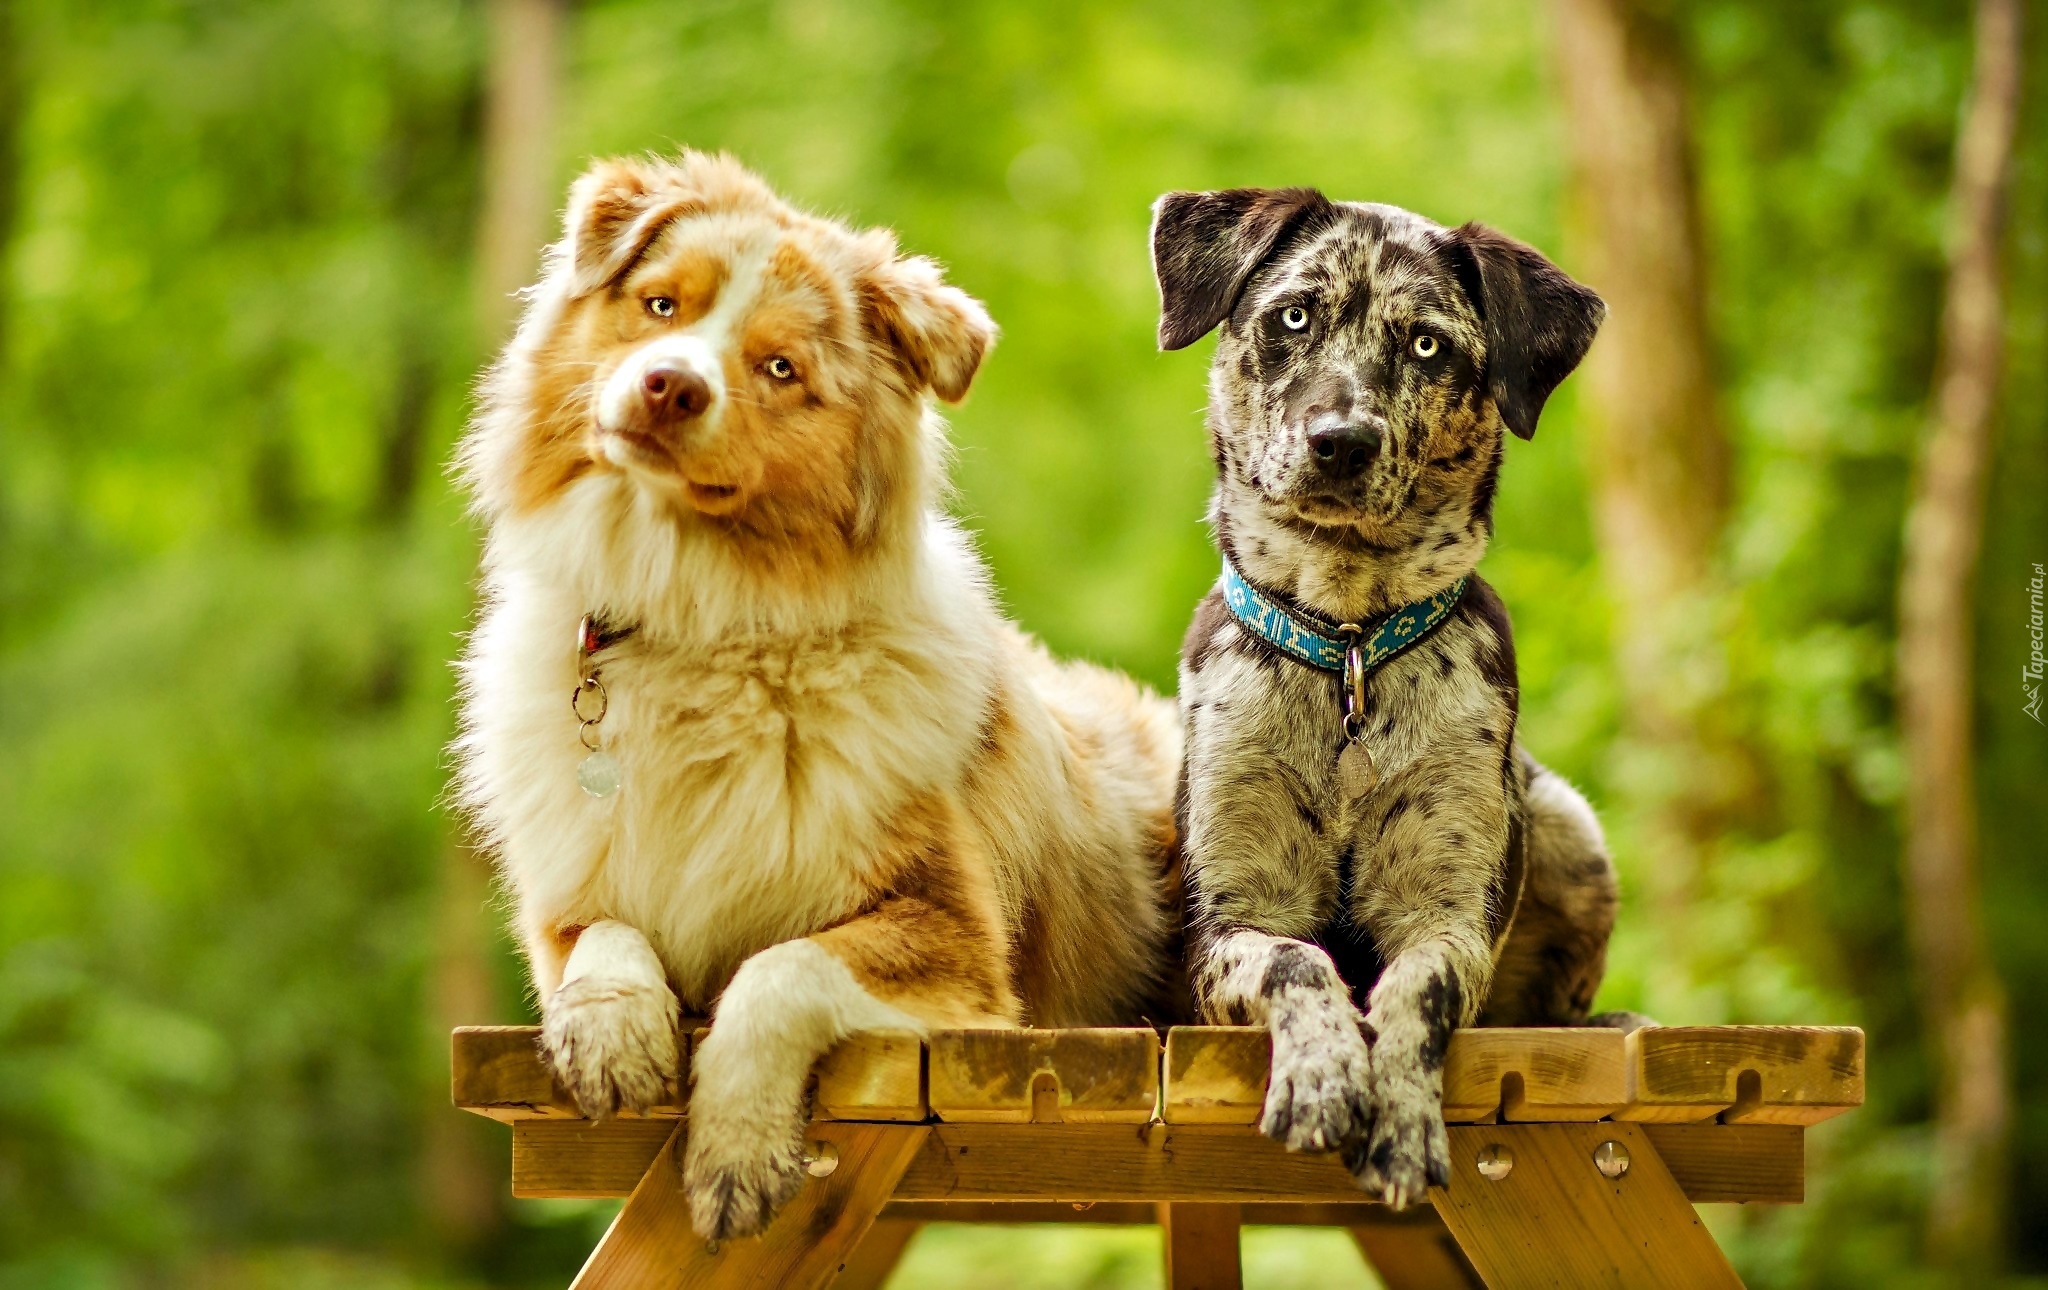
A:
<box><xmin>1338</xmin><ymin>740</ymin><xmax>1377</xmax><ymax>799</ymax></box>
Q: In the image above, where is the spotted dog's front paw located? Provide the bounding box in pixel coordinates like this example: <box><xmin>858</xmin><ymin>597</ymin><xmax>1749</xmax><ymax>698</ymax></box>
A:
<box><xmin>1344</xmin><ymin>1075</ymin><xmax>1450</xmax><ymax>1210</ymax></box>
<box><xmin>1260</xmin><ymin>998</ymin><xmax>1374</xmax><ymax>1154</ymax></box>
<box><xmin>682</xmin><ymin>1108</ymin><xmax>808</xmax><ymax>1241</ymax></box>
<box><xmin>540</xmin><ymin>974</ymin><xmax>680</xmax><ymax>1118</ymax></box>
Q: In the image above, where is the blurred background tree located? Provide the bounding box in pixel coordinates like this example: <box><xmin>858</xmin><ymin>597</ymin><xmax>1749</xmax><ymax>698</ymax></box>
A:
<box><xmin>0</xmin><ymin>1</ymin><xmax>2043</xmax><ymax>1286</ymax></box>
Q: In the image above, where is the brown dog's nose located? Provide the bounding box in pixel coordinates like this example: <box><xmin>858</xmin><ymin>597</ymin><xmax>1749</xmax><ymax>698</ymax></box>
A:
<box><xmin>1308</xmin><ymin>413</ymin><xmax>1383</xmax><ymax>480</ymax></box>
<box><xmin>641</xmin><ymin>363</ymin><xmax>712</xmax><ymax>421</ymax></box>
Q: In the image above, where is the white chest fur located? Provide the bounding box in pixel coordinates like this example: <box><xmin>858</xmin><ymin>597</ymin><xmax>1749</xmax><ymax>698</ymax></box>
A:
<box><xmin>458</xmin><ymin>485</ymin><xmax>997</xmax><ymax>1009</ymax></box>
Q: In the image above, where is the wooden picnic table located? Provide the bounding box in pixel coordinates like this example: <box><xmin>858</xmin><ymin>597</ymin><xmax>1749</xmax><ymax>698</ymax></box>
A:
<box><xmin>452</xmin><ymin>1022</ymin><xmax>1864</xmax><ymax>1289</ymax></box>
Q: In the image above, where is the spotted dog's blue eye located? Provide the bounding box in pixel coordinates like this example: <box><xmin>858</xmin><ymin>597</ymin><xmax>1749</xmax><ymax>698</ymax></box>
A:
<box><xmin>1411</xmin><ymin>332</ymin><xmax>1440</xmax><ymax>359</ymax></box>
<box><xmin>1280</xmin><ymin>306</ymin><xmax>1310</xmax><ymax>331</ymax></box>
<box><xmin>646</xmin><ymin>297</ymin><xmax>677</xmax><ymax>318</ymax></box>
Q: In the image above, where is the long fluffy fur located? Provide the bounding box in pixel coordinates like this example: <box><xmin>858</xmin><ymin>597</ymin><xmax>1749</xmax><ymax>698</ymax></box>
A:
<box><xmin>454</xmin><ymin>151</ymin><xmax>1179</xmax><ymax>1240</ymax></box>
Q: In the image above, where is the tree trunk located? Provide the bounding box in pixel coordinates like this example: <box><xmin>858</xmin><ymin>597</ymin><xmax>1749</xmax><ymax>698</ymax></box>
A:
<box><xmin>421</xmin><ymin>0</ymin><xmax>569</xmax><ymax>1255</ymax></box>
<box><xmin>474</xmin><ymin>0</ymin><xmax>567</xmax><ymax>344</ymax></box>
<box><xmin>1896</xmin><ymin>0</ymin><xmax>2022</xmax><ymax>1269</ymax></box>
<box><xmin>0</xmin><ymin>0</ymin><xmax>23</xmax><ymax>368</ymax></box>
<box><xmin>1551</xmin><ymin>0</ymin><xmax>1755</xmax><ymax>968</ymax></box>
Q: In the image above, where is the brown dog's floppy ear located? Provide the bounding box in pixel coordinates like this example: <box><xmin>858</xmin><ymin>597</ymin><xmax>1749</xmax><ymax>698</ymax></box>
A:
<box><xmin>562</xmin><ymin>159</ymin><xmax>701</xmax><ymax>298</ymax></box>
<box><xmin>1151</xmin><ymin>187</ymin><xmax>1331</xmax><ymax>351</ymax></box>
<box><xmin>860</xmin><ymin>254</ymin><xmax>997</xmax><ymax>402</ymax></box>
<box><xmin>1447</xmin><ymin>223</ymin><xmax>1606</xmax><ymax>441</ymax></box>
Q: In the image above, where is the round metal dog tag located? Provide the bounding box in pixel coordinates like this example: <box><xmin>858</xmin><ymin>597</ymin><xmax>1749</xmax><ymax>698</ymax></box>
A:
<box><xmin>577</xmin><ymin>751</ymin><xmax>622</xmax><ymax>798</ymax></box>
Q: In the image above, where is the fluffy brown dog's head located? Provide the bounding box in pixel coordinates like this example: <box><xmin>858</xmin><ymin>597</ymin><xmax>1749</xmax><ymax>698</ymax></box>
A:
<box><xmin>465</xmin><ymin>152</ymin><xmax>994</xmax><ymax>557</ymax></box>
<box><xmin>1151</xmin><ymin>188</ymin><xmax>1602</xmax><ymax>544</ymax></box>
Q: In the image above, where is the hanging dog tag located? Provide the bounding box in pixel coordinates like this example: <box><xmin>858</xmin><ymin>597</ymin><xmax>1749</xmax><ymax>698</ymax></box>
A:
<box><xmin>577</xmin><ymin>750</ymin><xmax>622</xmax><ymax>799</ymax></box>
<box><xmin>1338</xmin><ymin>739</ymin><xmax>1378</xmax><ymax>799</ymax></box>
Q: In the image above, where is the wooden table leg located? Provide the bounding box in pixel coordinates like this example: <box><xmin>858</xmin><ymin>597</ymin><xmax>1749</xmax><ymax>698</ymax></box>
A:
<box><xmin>572</xmin><ymin>1123</ymin><xmax>930</xmax><ymax>1290</ymax></box>
<box><xmin>1348</xmin><ymin>1209</ymin><xmax>1484</xmax><ymax>1289</ymax></box>
<box><xmin>1430</xmin><ymin>1123</ymin><xmax>1742</xmax><ymax>1289</ymax></box>
<box><xmin>1158</xmin><ymin>1201</ymin><xmax>1242</xmax><ymax>1290</ymax></box>
<box><xmin>827</xmin><ymin>1217</ymin><xmax>921</xmax><ymax>1290</ymax></box>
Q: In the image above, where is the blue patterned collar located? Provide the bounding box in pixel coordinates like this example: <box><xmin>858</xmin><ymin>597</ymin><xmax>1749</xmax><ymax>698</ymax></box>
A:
<box><xmin>1219</xmin><ymin>559</ymin><xmax>1468</xmax><ymax>675</ymax></box>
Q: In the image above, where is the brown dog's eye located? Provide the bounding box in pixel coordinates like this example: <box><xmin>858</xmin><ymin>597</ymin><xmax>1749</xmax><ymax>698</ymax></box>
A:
<box><xmin>764</xmin><ymin>357</ymin><xmax>797</xmax><ymax>381</ymax></box>
<box><xmin>1411</xmin><ymin>333</ymin><xmax>1440</xmax><ymax>359</ymax></box>
<box><xmin>1280</xmin><ymin>306</ymin><xmax>1310</xmax><ymax>332</ymax></box>
<box><xmin>646</xmin><ymin>297</ymin><xmax>676</xmax><ymax>318</ymax></box>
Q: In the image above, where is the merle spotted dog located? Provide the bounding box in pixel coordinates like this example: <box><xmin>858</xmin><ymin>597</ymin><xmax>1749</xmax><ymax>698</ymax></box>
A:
<box><xmin>1153</xmin><ymin>186</ymin><xmax>1634</xmax><ymax>1208</ymax></box>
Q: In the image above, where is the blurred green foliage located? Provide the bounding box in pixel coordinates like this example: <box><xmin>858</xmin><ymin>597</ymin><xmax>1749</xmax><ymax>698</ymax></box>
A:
<box><xmin>0</xmin><ymin>1</ymin><xmax>2044</xmax><ymax>1286</ymax></box>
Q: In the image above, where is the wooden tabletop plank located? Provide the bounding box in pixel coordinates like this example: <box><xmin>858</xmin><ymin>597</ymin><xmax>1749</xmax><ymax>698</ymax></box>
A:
<box><xmin>1162</xmin><ymin>1027</ymin><xmax>1629</xmax><ymax>1125</ymax></box>
<box><xmin>457</xmin><ymin>1022</ymin><xmax>1865</xmax><ymax>1131</ymax></box>
<box><xmin>1445</xmin><ymin>1028</ymin><xmax>1628</xmax><ymax>1122</ymax></box>
<box><xmin>460</xmin><ymin>1025</ymin><xmax>919</xmax><ymax>1122</ymax></box>
<box><xmin>450</xmin><ymin>1026</ymin><xmax>688</xmax><ymax>1121</ymax></box>
<box><xmin>1161</xmin><ymin>1027</ymin><xmax>1267</xmax><ymax>1125</ymax></box>
<box><xmin>928</xmin><ymin>1028</ymin><xmax>1160</xmax><ymax>1124</ymax></box>
<box><xmin>815</xmin><ymin>1029</ymin><xmax>928</xmax><ymax>1122</ymax></box>
<box><xmin>1616</xmin><ymin>1026</ymin><xmax>1866</xmax><ymax>1124</ymax></box>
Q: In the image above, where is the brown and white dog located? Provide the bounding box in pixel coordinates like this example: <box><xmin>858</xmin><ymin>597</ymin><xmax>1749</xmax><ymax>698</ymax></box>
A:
<box><xmin>454</xmin><ymin>152</ymin><xmax>1180</xmax><ymax>1241</ymax></box>
<box><xmin>1154</xmin><ymin>188</ymin><xmax>1628</xmax><ymax>1209</ymax></box>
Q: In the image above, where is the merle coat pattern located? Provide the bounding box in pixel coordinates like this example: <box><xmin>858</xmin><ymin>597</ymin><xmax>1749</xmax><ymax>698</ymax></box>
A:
<box><xmin>1154</xmin><ymin>187</ymin><xmax>1626</xmax><ymax>1208</ymax></box>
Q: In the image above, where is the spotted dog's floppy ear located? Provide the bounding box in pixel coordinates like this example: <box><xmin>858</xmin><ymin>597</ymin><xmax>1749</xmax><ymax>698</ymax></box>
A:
<box><xmin>1151</xmin><ymin>187</ymin><xmax>1332</xmax><ymax>351</ymax></box>
<box><xmin>562</xmin><ymin>159</ymin><xmax>702</xmax><ymax>299</ymax></box>
<box><xmin>860</xmin><ymin>252</ymin><xmax>997</xmax><ymax>403</ymax></box>
<box><xmin>1446</xmin><ymin>224</ymin><xmax>1606</xmax><ymax>441</ymax></box>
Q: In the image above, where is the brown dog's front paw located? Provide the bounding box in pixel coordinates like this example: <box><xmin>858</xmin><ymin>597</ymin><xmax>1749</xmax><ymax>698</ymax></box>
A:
<box><xmin>1345</xmin><ymin>1082</ymin><xmax>1449</xmax><ymax>1210</ymax></box>
<box><xmin>683</xmin><ymin>1131</ymin><xmax>807</xmax><ymax>1242</ymax></box>
<box><xmin>540</xmin><ymin>976</ymin><xmax>679</xmax><ymax>1118</ymax></box>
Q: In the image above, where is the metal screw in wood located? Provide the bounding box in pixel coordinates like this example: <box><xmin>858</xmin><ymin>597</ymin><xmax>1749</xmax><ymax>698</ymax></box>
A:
<box><xmin>1593</xmin><ymin>1140</ymin><xmax>1631</xmax><ymax>1179</ymax></box>
<box><xmin>1476</xmin><ymin>1143</ymin><xmax>1513</xmax><ymax>1180</ymax></box>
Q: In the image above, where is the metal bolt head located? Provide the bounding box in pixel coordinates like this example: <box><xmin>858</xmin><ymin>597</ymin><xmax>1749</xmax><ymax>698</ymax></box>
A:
<box><xmin>802</xmin><ymin>1141</ymin><xmax>840</xmax><ymax>1178</ymax></box>
<box><xmin>1475</xmin><ymin>1143</ymin><xmax>1513</xmax><ymax>1181</ymax></box>
<box><xmin>1593</xmin><ymin>1140</ymin><xmax>1631</xmax><ymax>1180</ymax></box>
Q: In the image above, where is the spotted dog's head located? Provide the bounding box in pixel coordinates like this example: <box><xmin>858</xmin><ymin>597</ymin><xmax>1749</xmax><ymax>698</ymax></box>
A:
<box><xmin>1152</xmin><ymin>188</ymin><xmax>1602</xmax><ymax>550</ymax></box>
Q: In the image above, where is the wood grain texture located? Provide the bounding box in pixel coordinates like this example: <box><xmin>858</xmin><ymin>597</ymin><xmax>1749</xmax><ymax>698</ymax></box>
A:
<box><xmin>1617</xmin><ymin>1026</ymin><xmax>1865</xmax><ymax>1124</ymax></box>
<box><xmin>1159</xmin><ymin>1202</ymin><xmax>1242</xmax><ymax>1290</ymax></box>
<box><xmin>451</xmin><ymin>1026</ymin><xmax>585</xmax><ymax>1120</ymax></box>
<box><xmin>875</xmin><ymin>1201</ymin><xmax>1395</xmax><ymax>1225</ymax></box>
<box><xmin>453</xmin><ymin>1025</ymin><xmax>688</xmax><ymax>1120</ymax></box>
<box><xmin>1161</xmin><ymin>1027</ymin><xmax>1629</xmax><ymax>1125</ymax></box>
<box><xmin>514</xmin><ymin>1119</ymin><xmax>677</xmax><ymax>1198</ymax></box>
<box><xmin>1432</xmin><ymin>1123</ymin><xmax>1742</xmax><ymax>1288</ymax></box>
<box><xmin>1444</xmin><ymin>1028</ymin><xmax>1628</xmax><ymax>1123</ymax></box>
<box><xmin>1349</xmin><ymin>1212</ymin><xmax>1485</xmax><ymax>1290</ymax></box>
<box><xmin>571</xmin><ymin>1123</ymin><xmax>929</xmax><ymax>1290</ymax></box>
<box><xmin>928</xmin><ymin>1029</ymin><xmax>1159</xmax><ymax>1124</ymax></box>
<box><xmin>1162</xmin><ymin>1028</ymin><xmax>1267</xmax><ymax>1125</ymax></box>
<box><xmin>505</xmin><ymin>1119</ymin><xmax>1803</xmax><ymax>1207</ymax></box>
<box><xmin>1641</xmin><ymin>1123</ymin><xmax>1803</xmax><ymax>1204</ymax></box>
<box><xmin>815</xmin><ymin>1030</ymin><xmax>927</xmax><ymax>1122</ymax></box>
<box><xmin>825</xmin><ymin>1217</ymin><xmax>921</xmax><ymax>1290</ymax></box>
<box><xmin>896</xmin><ymin>1123</ymin><xmax>1363</xmax><ymax>1202</ymax></box>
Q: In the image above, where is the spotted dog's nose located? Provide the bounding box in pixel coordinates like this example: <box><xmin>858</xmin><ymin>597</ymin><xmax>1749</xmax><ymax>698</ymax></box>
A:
<box><xmin>1308</xmin><ymin>412</ymin><xmax>1383</xmax><ymax>480</ymax></box>
<box><xmin>641</xmin><ymin>363</ymin><xmax>713</xmax><ymax>423</ymax></box>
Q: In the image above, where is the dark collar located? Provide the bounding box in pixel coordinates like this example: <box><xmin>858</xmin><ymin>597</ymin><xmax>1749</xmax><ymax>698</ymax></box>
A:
<box><xmin>1219</xmin><ymin>558</ymin><xmax>1467</xmax><ymax>676</ymax></box>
